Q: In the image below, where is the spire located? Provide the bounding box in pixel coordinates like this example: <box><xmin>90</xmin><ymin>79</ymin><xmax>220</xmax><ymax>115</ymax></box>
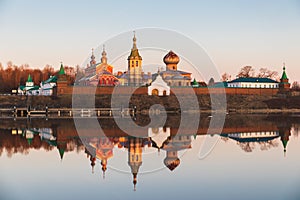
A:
<box><xmin>58</xmin><ymin>62</ymin><xmax>65</xmax><ymax>75</ymax></box>
<box><xmin>132</xmin><ymin>31</ymin><xmax>137</xmax><ymax>50</ymax></box>
<box><xmin>90</xmin><ymin>156</ymin><xmax>96</xmax><ymax>174</ymax></box>
<box><xmin>281</xmin><ymin>63</ymin><xmax>288</xmax><ymax>80</ymax></box>
<box><xmin>101</xmin><ymin>160</ymin><xmax>107</xmax><ymax>179</ymax></box>
<box><xmin>27</xmin><ymin>74</ymin><xmax>33</xmax><ymax>82</ymax></box>
<box><xmin>282</xmin><ymin>139</ymin><xmax>288</xmax><ymax>157</ymax></box>
<box><xmin>58</xmin><ymin>148</ymin><xmax>65</xmax><ymax>160</ymax></box>
<box><xmin>133</xmin><ymin>173</ymin><xmax>137</xmax><ymax>191</ymax></box>
<box><xmin>128</xmin><ymin>31</ymin><xmax>142</xmax><ymax>60</ymax></box>
<box><xmin>91</xmin><ymin>48</ymin><xmax>95</xmax><ymax>60</ymax></box>
<box><xmin>101</xmin><ymin>45</ymin><xmax>107</xmax><ymax>64</ymax></box>
<box><xmin>90</xmin><ymin>48</ymin><xmax>96</xmax><ymax>66</ymax></box>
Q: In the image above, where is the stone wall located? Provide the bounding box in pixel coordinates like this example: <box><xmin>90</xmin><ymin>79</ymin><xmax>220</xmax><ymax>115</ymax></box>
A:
<box><xmin>58</xmin><ymin>85</ymin><xmax>279</xmax><ymax>96</ymax></box>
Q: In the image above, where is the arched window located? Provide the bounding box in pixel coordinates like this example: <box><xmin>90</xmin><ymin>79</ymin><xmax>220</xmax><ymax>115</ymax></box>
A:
<box><xmin>163</xmin><ymin>90</ymin><xmax>167</xmax><ymax>96</ymax></box>
<box><xmin>152</xmin><ymin>89</ymin><xmax>159</xmax><ymax>96</ymax></box>
<box><xmin>136</xmin><ymin>61</ymin><xmax>138</xmax><ymax>66</ymax></box>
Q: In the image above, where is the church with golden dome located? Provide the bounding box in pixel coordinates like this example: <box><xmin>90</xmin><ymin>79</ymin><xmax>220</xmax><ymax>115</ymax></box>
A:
<box><xmin>77</xmin><ymin>32</ymin><xmax>192</xmax><ymax>88</ymax></box>
<box><xmin>116</xmin><ymin>32</ymin><xmax>152</xmax><ymax>86</ymax></box>
<box><xmin>153</xmin><ymin>50</ymin><xmax>192</xmax><ymax>87</ymax></box>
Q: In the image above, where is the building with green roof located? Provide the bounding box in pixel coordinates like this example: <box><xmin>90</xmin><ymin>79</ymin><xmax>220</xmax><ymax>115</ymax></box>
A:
<box><xmin>227</xmin><ymin>77</ymin><xmax>279</xmax><ymax>89</ymax></box>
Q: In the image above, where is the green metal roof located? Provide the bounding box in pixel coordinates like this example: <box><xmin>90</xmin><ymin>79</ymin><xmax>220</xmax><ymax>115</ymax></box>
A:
<box><xmin>229</xmin><ymin>77</ymin><xmax>278</xmax><ymax>83</ymax></box>
<box><xmin>282</xmin><ymin>139</ymin><xmax>288</xmax><ymax>149</ymax></box>
<box><xmin>27</xmin><ymin>86</ymin><xmax>40</xmax><ymax>91</ymax></box>
<box><xmin>281</xmin><ymin>67</ymin><xmax>288</xmax><ymax>80</ymax></box>
<box><xmin>27</xmin><ymin>74</ymin><xmax>33</xmax><ymax>82</ymax></box>
<box><xmin>210</xmin><ymin>81</ymin><xmax>228</xmax><ymax>88</ymax></box>
<box><xmin>43</xmin><ymin>76</ymin><xmax>57</xmax><ymax>84</ymax></box>
<box><xmin>58</xmin><ymin>63</ymin><xmax>65</xmax><ymax>75</ymax></box>
<box><xmin>192</xmin><ymin>78</ymin><xmax>198</xmax><ymax>85</ymax></box>
<box><xmin>58</xmin><ymin>148</ymin><xmax>65</xmax><ymax>160</ymax></box>
<box><xmin>27</xmin><ymin>138</ymin><xmax>33</xmax><ymax>145</ymax></box>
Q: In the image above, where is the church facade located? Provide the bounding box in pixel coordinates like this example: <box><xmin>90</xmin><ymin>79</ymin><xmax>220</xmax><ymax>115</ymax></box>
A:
<box><xmin>78</xmin><ymin>46</ymin><xmax>118</xmax><ymax>86</ymax></box>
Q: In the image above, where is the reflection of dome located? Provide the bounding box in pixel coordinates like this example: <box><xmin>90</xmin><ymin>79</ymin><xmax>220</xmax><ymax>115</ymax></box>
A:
<box><xmin>164</xmin><ymin>157</ymin><xmax>180</xmax><ymax>171</ymax></box>
<box><xmin>163</xmin><ymin>51</ymin><xmax>180</xmax><ymax>65</ymax></box>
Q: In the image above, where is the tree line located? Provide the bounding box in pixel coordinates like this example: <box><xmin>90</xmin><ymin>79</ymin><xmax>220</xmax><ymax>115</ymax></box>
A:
<box><xmin>0</xmin><ymin>61</ymin><xmax>76</xmax><ymax>93</ymax></box>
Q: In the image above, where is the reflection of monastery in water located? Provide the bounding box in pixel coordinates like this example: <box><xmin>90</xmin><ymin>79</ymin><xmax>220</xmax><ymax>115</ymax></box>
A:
<box><xmin>1</xmin><ymin>115</ymin><xmax>296</xmax><ymax>190</ymax></box>
<box><xmin>221</xmin><ymin>129</ymin><xmax>290</xmax><ymax>154</ymax></box>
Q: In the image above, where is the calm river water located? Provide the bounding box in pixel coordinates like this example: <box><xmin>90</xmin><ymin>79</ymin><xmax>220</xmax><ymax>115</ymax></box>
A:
<box><xmin>0</xmin><ymin>114</ymin><xmax>299</xmax><ymax>200</ymax></box>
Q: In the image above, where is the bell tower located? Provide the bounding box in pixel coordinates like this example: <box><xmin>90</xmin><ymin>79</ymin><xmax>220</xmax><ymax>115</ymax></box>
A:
<box><xmin>127</xmin><ymin>31</ymin><xmax>142</xmax><ymax>86</ymax></box>
<box><xmin>279</xmin><ymin>63</ymin><xmax>290</xmax><ymax>92</ymax></box>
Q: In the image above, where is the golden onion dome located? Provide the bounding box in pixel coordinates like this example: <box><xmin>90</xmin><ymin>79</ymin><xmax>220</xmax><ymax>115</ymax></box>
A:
<box><xmin>164</xmin><ymin>157</ymin><xmax>180</xmax><ymax>171</ymax></box>
<box><xmin>163</xmin><ymin>50</ymin><xmax>180</xmax><ymax>65</ymax></box>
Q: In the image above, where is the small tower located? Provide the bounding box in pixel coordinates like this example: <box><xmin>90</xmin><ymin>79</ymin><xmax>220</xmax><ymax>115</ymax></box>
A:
<box><xmin>279</xmin><ymin>63</ymin><xmax>290</xmax><ymax>92</ymax></box>
<box><xmin>25</xmin><ymin>74</ymin><xmax>34</xmax><ymax>87</ymax></box>
<box><xmin>127</xmin><ymin>31</ymin><xmax>143</xmax><ymax>86</ymax></box>
<box><xmin>279</xmin><ymin>127</ymin><xmax>291</xmax><ymax>157</ymax></box>
<box><xmin>57</xmin><ymin>62</ymin><xmax>68</xmax><ymax>95</ymax></box>
<box><xmin>90</xmin><ymin>48</ymin><xmax>96</xmax><ymax>66</ymax></box>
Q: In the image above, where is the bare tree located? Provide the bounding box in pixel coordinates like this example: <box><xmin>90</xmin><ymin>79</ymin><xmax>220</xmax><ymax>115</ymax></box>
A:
<box><xmin>292</xmin><ymin>81</ymin><xmax>300</xmax><ymax>90</ymax></box>
<box><xmin>239</xmin><ymin>142</ymin><xmax>255</xmax><ymax>152</ymax></box>
<box><xmin>257</xmin><ymin>68</ymin><xmax>279</xmax><ymax>80</ymax></box>
<box><xmin>221</xmin><ymin>73</ymin><xmax>231</xmax><ymax>82</ymax></box>
<box><xmin>237</xmin><ymin>66</ymin><xmax>255</xmax><ymax>78</ymax></box>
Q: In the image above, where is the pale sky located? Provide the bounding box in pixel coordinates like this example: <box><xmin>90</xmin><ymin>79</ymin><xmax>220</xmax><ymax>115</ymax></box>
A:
<box><xmin>0</xmin><ymin>0</ymin><xmax>299</xmax><ymax>82</ymax></box>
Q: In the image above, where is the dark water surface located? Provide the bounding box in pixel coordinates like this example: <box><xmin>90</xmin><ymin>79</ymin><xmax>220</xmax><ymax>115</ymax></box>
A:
<box><xmin>0</xmin><ymin>114</ymin><xmax>299</xmax><ymax>200</ymax></box>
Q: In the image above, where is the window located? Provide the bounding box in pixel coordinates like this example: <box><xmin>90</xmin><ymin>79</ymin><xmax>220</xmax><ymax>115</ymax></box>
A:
<box><xmin>136</xmin><ymin>61</ymin><xmax>138</xmax><ymax>66</ymax></box>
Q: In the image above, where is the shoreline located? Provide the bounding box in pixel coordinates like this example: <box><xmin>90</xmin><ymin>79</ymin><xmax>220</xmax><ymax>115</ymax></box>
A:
<box><xmin>1</xmin><ymin>107</ymin><xmax>300</xmax><ymax>119</ymax></box>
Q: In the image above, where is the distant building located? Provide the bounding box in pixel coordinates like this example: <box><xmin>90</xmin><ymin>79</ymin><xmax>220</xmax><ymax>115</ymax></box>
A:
<box><xmin>227</xmin><ymin>64</ymin><xmax>290</xmax><ymax>91</ymax></box>
<box><xmin>78</xmin><ymin>46</ymin><xmax>119</xmax><ymax>86</ymax></box>
<box><xmin>221</xmin><ymin>131</ymin><xmax>280</xmax><ymax>143</ymax></box>
<box><xmin>117</xmin><ymin>32</ymin><xmax>152</xmax><ymax>86</ymax></box>
<box><xmin>148</xmin><ymin>74</ymin><xmax>170</xmax><ymax>96</ymax></box>
<box><xmin>18</xmin><ymin>74</ymin><xmax>40</xmax><ymax>95</ymax></box>
<box><xmin>227</xmin><ymin>77</ymin><xmax>279</xmax><ymax>88</ymax></box>
<box><xmin>87</xmin><ymin>137</ymin><xmax>115</xmax><ymax>176</ymax></box>
<box><xmin>279</xmin><ymin>65</ymin><xmax>291</xmax><ymax>92</ymax></box>
<box><xmin>39</xmin><ymin>76</ymin><xmax>57</xmax><ymax>96</ymax></box>
<box><xmin>152</xmin><ymin>51</ymin><xmax>192</xmax><ymax>87</ymax></box>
